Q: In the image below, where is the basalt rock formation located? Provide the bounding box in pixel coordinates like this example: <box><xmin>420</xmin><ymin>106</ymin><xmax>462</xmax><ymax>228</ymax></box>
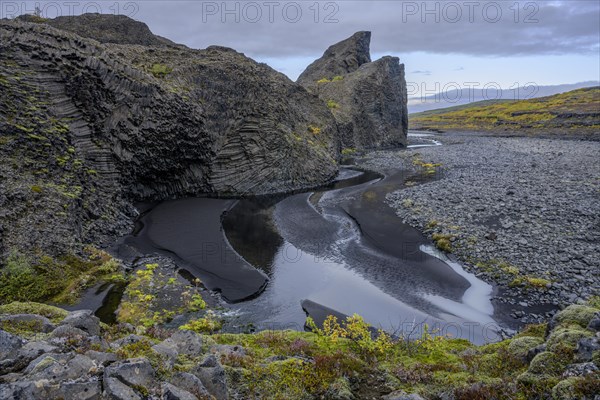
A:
<box><xmin>0</xmin><ymin>14</ymin><xmax>339</xmax><ymax>260</ymax></box>
<box><xmin>297</xmin><ymin>31</ymin><xmax>408</xmax><ymax>149</ymax></box>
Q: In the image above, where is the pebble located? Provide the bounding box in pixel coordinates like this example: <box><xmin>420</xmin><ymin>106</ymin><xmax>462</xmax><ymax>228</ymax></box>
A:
<box><xmin>360</xmin><ymin>133</ymin><xmax>600</xmax><ymax>314</ymax></box>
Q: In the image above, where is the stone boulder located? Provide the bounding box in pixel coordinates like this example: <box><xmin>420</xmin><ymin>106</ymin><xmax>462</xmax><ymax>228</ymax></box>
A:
<box><xmin>0</xmin><ymin>329</ymin><xmax>23</xmax><ymax>360</ymax></box>
<box><xmin>59</xmin><ymin>310</ymin><xmax>101</xmax><ymax>336</ymax></box>
<box><xmin>298</xmin><ymin>32</ymin><xmax>408</xmax><ymax>149</ymax></box>
<box><xmin>169</xmin><ymin>372</ymin><xmax>211</xmax><ymax>399</ymax></box>
<box><xmin>191</xmin><ymin>355</ymin><xmax>228</xmax><ymax>400</ymax></box>
<box><xmin>104</xmin><ymin>358</ymin><xmax>155</xmax><ymax>390</ymax></box>
<box><xmin>161</xmin><ymin>382</ymin><xmax>198</xmax><ymax>400</ymax></box>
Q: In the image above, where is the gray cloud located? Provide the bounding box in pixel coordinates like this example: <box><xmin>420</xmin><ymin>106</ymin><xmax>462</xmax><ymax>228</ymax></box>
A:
<box><xmin>131</xmin><ymin>1</ymin><xmax>599</xmax><ymax>59</ymax></box>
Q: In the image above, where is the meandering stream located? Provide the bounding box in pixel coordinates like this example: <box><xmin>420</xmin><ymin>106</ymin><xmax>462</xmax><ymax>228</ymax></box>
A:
<box><xmin>109</xmin><ymin>132</ymin><xmax>502</xmax><ymax>344</ymax></box>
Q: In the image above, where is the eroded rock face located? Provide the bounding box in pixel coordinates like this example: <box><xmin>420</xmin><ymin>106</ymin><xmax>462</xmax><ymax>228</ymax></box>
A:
<box><xmin>0</xmin><ymin>15</ymin><xmax>339</xmax><ymax>259</ymax></box>
<box><xmin>298</xmin><ymin>31</ymin><xmax>408</xmax><ymax>149</ymax></box>
<box><xmin>297</xmin><ymin>31</ymin><xmax>372</xmax><ymax>88</ymax></box>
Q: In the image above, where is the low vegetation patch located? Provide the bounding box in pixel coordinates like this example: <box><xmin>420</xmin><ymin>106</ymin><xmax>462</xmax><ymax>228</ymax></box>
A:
<box><xmin>116</xmin><ymin>262</ymin><xmax>208</xmax><ymax>332</ymax></box>
<box><xmin>0</xmin><ymin>247</ymin><xmax>123</xmax><ymax>305</ymax></box>
<box><xmin>150</xmin><ymin>63</ymin><xmax>173</xmax><ymax>78</ymax></box>
<box><xmin>326</xmin><ymin>99</ymin><xmax>339</xmax><ymax>109</ymax></box>
<box><xmin>432</xmin><ymin>233</ymin><xmax>454</xmax><ymax>252</ymax></box>
<box><xmin>410</xmin><ymin>87</ymin><xmax>600</xmax><ymax>134</ymax></box>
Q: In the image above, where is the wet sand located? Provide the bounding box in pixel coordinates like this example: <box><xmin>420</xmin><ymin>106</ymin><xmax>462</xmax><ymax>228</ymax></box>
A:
<box><xmin>122</xmin><ymin>198</ymin><xmax>269</xmax><ymax>303</ymax></box>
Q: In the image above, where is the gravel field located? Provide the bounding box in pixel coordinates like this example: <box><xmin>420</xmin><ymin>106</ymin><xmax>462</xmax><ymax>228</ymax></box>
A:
<box><xmin>358</xmin><ymin>132</ymin><xmax>600</xmax><ymax>324</ymax></box>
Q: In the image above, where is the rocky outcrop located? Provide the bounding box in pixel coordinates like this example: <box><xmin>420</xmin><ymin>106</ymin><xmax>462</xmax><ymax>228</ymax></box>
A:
<box><xmin>0</xmin><ymin>307</ymin><xmax>235</xmax><ymax>400</ymax></box>
<box><xmin>24</xmin><ymin>13</ymin><xmax>177</xmax><ymax>46</ymax></box>
<box><xmin>0</xmin><ymin>15</ymin><xmax>339</xmax><ymax>260</ymax></box>
<box><xmin>298</xmin><ymin>32</ymin><xmax>408</xmax><ymax>149</ymax></box>
<box><xmin>297</xmin><ymin>31</ymin><xmax>372</xmax><ymax>88</ymax></box>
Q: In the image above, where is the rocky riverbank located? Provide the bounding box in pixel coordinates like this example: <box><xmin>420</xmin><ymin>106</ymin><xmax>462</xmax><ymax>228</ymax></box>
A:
<box><xmin>357</xmin><ymin>132</ymin><xmax>600</xmax><ymax>325</ymax></box>
<box><xmin>1</xmin><ymin>298</ymin><xmax>599</xmax><ymax>399</ymax></box>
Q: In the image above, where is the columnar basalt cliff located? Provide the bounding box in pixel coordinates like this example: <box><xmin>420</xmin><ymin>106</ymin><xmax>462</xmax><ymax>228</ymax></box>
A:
<box><xmin>297</xmin><ymin>31</ymin><xmax>408</xmax><ymax>149</ymax></box>
<box><xmin>0</xmin><ymin>14</ymin><xmax>339</xmax><ymax>260</ymax></box>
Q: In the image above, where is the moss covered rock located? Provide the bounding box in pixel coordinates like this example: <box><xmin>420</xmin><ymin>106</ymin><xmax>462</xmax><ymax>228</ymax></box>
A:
<box><xmin>508</xmin><ymin>336</ymin><xmax>544</xmax><ymax>361</ymax></box>
<box><xmin>551</xmin><ymin>305</ymin><xmax>600</xmax><ymax>330</ymax></box>
<box><xmin>0</xmin><ymin>302</ymin><xmax>68</xmax><ymax>323</ymax></box>
<box><xmin>528</xmin><ymin>352</ymin><xmax>566</xmax><ymax>376</ymax></box>
<box><xmin>546</xmin><ymin>326</ymin><xmax>593</xmax><ymax>352</ymax></box>
<box><xmin>551</xmin><ymin>377</ymin><xmax>579</xmax><ymax>400</ymax></box>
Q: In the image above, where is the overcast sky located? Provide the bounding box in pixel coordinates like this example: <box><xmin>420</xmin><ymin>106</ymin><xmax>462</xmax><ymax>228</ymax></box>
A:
<box><xmin>11</xmin><ymin>1</ymin><xmax>600</xmax><ymax>97</ymax></box>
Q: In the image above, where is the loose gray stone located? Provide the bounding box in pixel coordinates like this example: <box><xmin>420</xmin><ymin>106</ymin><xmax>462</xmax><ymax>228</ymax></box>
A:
<box><xmin>563</xmin><ymin>362</ymin><xmax>599</xmax><ymax>377</ymax></box>
<box><xmin>151</xmin><ymin>342</ymin><xmax>178</xmax><ymax>369</ymax></box>
<box><xmin>210</xmin><ymin>344</ymin><xmax>245</xmax><ymax>358</ymax></box>
<box><xmin>169</xmin><ymin>330</ymin><xmax>204</xmax><ymax>357</ymax></box>
<box><xmin>104</xmin><ymin>376</ymin><xmax>142</xmax><ymax>400</ymax></box>
<box><xmin>588</xmin><ymin>312</ymin><xmax>600</xmax><ymax>332</ymax></box>
<box><xmin>161</xmin><ymin>382</ymin><xmax>198</xmax><ymax>400</ymax></box>
<box><xmin>27</xmin><ymin>354</ymin><xmax>96</xmax><ymax>382</ymax></box>
<box><xmin>576</xmin><ymin>337</ymin><xmax>600</xmax><ymax>362</ymax></box>
<box><xmin>58</xmin><ymin>380</ymin><xmax>102</xmax><ymax>400</ymax></box>
<box><xmin>51</xmin><ymin>325</ymin><xmax>90</xmax><ymax>338</ymax></box>
<box><xmin>59</xmin><ymin>310</ymin><xmax>101</xmax><ymax>336</ymax></box>
<box><xmin>111</xmin><ymin>334</ymin><xmax>145</xmax><ymax>349</ymax></box>
<box><xmin>0</xmin><ymin>329</ymin><xmax>24</xmax><ymax>360</ymax></box>
<box><xmin>104</xmin><ymin>358</ymin><xmax>155</xmax><ymax>389</ymax></box>
<box><xmin>192</xmin><ymin>355</ymin><xmax>228</xmax><ymax>400</ymax></box>
<box><xmin>85</xmin><ymin>350</ymin><xmax>118</xmax><ymax>366</ymax></box>
<box><xmin>169</xmin><ymin>372</ymin><xmax>211</xmax><ymax>399</ymax></box>
<box><xmin>383</xmin><ymin>391</ymin><xmax>426</xmax><ymax>400</ymax></box>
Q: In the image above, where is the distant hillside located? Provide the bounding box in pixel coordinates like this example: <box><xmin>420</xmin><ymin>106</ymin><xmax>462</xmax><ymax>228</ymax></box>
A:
<box><xmin>408</xmin><ymin>81</ymin><xmax>599</xmax><ymax>113</ymax></box>
<box><xmin>410</xmin><ymin>87</ymin><xmax>600</xmax><ymax>138</ymax></box>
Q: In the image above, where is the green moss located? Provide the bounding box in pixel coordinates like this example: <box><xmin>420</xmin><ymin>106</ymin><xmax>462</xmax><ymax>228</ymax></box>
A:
<box><xmin>317</xmin><ymin>78</ymin><xmax>331</xmax><ymax>84</ymax></box>
<box><xmin>527</xmin><ymin>352</ymin><xmax>566</xmax><ymax>376</ymax></box>
<box><xmin>15</xmin><ymin>124</ymin><xmax>34</xmax><ymax>133</ymax></box>
<box><xmin>546</xmin><ymin>325</ymin><xmax>593</xmax><ymax>352</ymax></box>
<box><xmin>341</xmin><ymin>148</ymin><xmax>356</xmax><ymax>156</ymax></box>
<box><xmin>517</xmin><ymin>371</ymin><xmax>559</xmax><ymax>394</ymax></box>
<box><xmin>117</xmin><ymin>263</ymin><xmax>206</xmax><ymax>330</ymax></box>
<box><xmin>587</xmin><ymin>296</ymin><xmax>600</xmax><ymax>308</ymax></box>
<box><xmin>179</xmin><ymin>311</ymin><xmax>222</xmax><ymax>334</ymax></box>
<box><xmin>30</xmin><ymin>185</ymin><xmax>43</xmax><ymax>193</ymax></box>
<box><xmin>326</xmin><ymin>99</ymin><xmax>339</xmax><ymax>109</ymax></box>
<box><xmin>553</xmin><ymin>304</ymin><xmax>599</xmax><ymax>328</ymax></box>
<box><xmin>332</xmin><ymin>75</ymin><xmax>344</xmax><ymax>81</ymax></box>
<box><xmin>509</xmin><ymin>275</ymin><xmax>551</xmax><ymax>289</ymax></box>
<box><xmin>308</xmin><ymin>125</ymin><xmax>322</xmax><ymax>135</ymax></box>
<box><xmin>0</xmin><ymin>301</ymin><xmax>68</xmax><ymax>323</ymax></box>
<box><xmin>516</xmin><ymin>323</ymin><xmax>547</xmax><ymax>339</ymax></box>
<box><xmin>150</xmin><ymin>63</ymin><xmax>173</xmax><ymax>78</ymax></box>
<box><xmin>552</xmin><ymin>378</ymin><xmax>580</xmax><ymax>400</ymax></box>
<box><xmin>0</xmin><ymin>249</ymin><xmax>122</xmax><ymax>305</ymax></box>
<box><xmin>432</xmin><ymin>233</ymin><xmax>454</xmax><ymax>253</ymax></box>
<box><xmin>507</xmin><ymin>336</ymin><xmax>544</xmax><ymax>360</ymax></box>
